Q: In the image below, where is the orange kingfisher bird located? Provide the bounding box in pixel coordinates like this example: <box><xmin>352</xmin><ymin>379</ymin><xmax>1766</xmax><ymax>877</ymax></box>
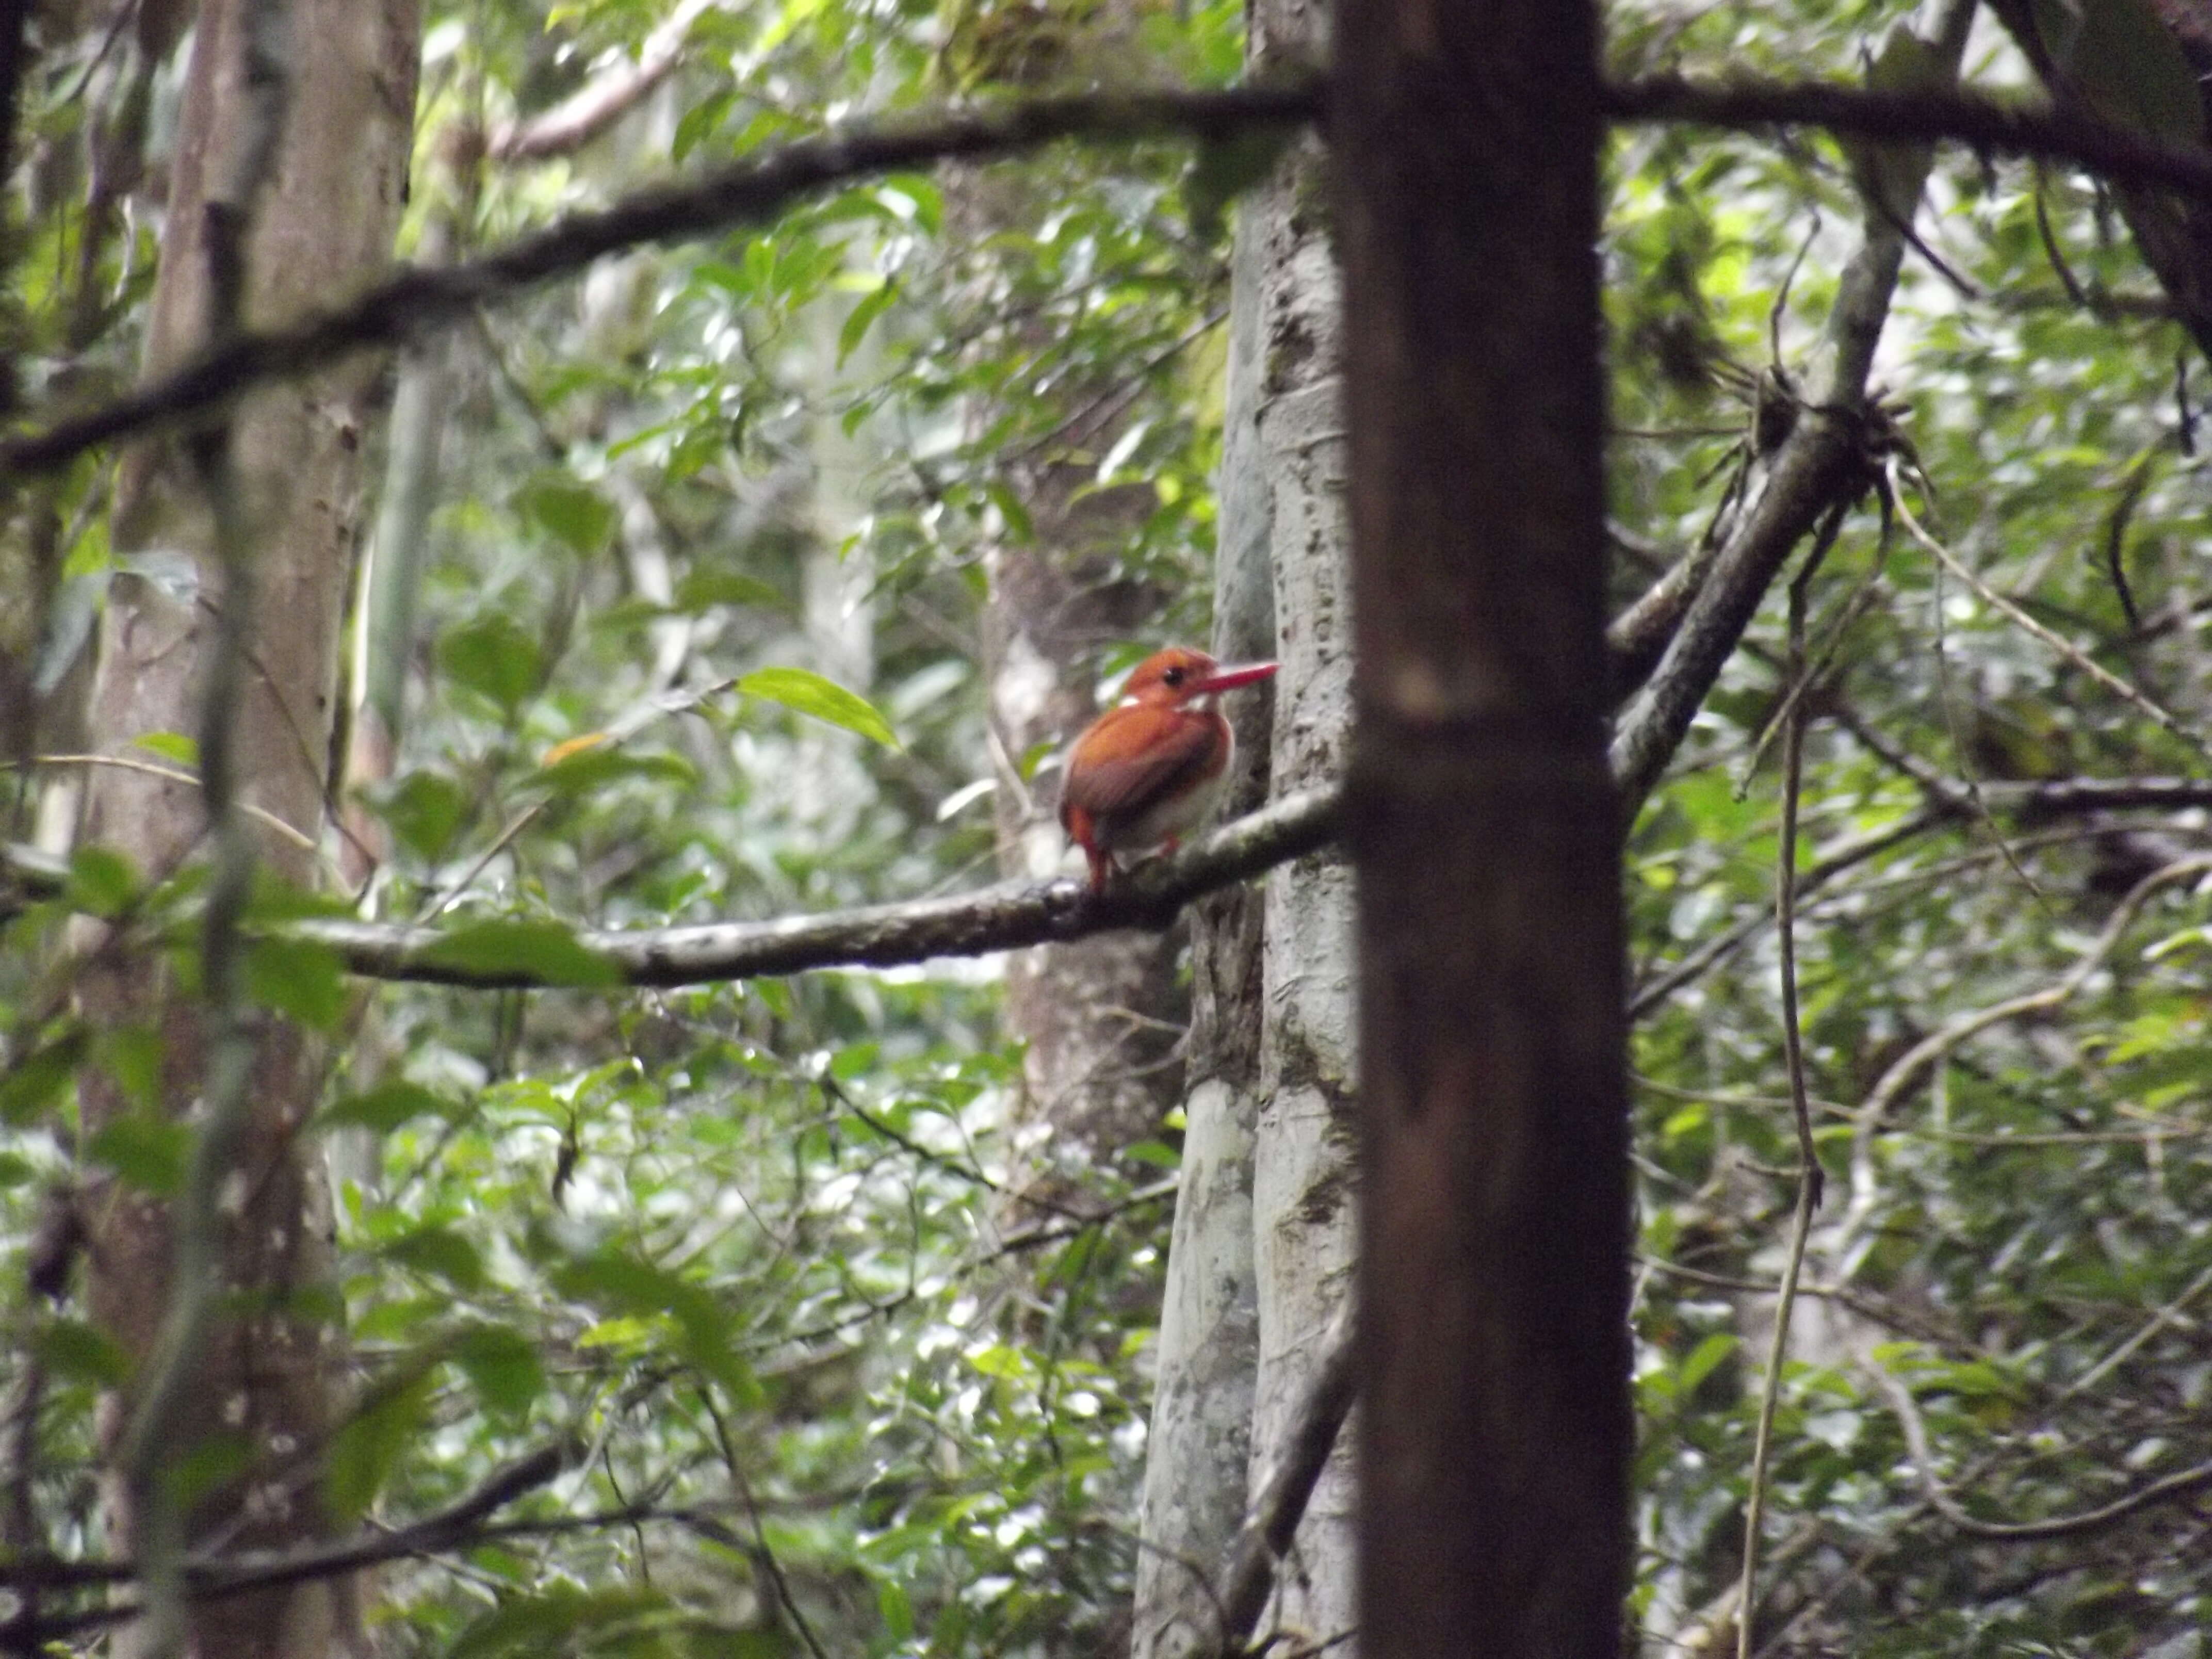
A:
<box><xmin>1058</xmin><ymin>646</ymin><xmax>1278</xmax><ymax>893</ymax></box>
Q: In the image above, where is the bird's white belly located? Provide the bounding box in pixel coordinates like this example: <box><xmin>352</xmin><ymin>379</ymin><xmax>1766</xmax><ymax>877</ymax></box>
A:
<box><xmin>1100</xmin><ymin>731</ymin><xmax>1232</xmax><ymax>852</ymax></box>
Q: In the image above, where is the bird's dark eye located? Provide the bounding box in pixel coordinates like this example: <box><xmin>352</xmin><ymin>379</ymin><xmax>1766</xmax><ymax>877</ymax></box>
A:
<box><xmin>1162</xmin><ymin>667</ymin><xmax>1185</xmax><ymax>687</ymax></box>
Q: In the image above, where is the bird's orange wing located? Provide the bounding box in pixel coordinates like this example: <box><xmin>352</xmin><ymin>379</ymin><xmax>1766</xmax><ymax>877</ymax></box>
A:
<box><xmin>1059</xmin><ymin>708</ymin><xmax>1222</xmax><ymax>833</ymax></box>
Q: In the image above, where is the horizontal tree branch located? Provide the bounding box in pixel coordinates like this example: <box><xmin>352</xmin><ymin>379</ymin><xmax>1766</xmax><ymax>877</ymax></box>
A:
<box><xmin>1600</xmin><ymin>75</ymin><xmax>2212</xmax><ymax>202</ymax></box>
<box><xmin>0</xmin><ymin>82</ymin><xmax>1324</xmax><ymax>480</ymax></box>
<box><xmin>7</xmin><ymin>77</ymin><xmax>2212</xmax><ymax>481</ymax></box>
<box><xmin>0</xmin><ymin>1441</ymin><xmax>577</xmax><ymax>1641</ymax></box>
<box><xmin>298</xmin><ymin>783</ymin><xmax>1341</xmax><ymax>987</ymax></box>
<box><xmin>11</xmin><ymin>768</ymin><xmax>2208</xmax><ymax>993</ymax></box>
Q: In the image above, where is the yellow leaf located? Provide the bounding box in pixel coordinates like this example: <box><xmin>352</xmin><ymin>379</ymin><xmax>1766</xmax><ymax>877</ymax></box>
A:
<box><xmin>541</xmin><ymin>732</ymin><xmax>611</xmax><ymax>767</ymax></box>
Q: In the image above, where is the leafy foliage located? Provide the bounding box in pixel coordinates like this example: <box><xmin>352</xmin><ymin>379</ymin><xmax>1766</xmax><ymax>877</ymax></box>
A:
<box><xmin>7</xmin><ymin>0</ymin><xmax>2212</xmax><ymax>1653</ymax></box>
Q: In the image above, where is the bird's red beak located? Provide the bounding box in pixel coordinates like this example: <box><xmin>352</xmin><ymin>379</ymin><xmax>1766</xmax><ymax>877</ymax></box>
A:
<box><xmin>1189</xmin><ymin>660</ymin><xmax>1278</xmax><ymax>695</ymax></box>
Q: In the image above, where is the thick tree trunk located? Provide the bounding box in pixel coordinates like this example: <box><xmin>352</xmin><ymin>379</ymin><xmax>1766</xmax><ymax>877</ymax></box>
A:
<box><xmin>1336</xmin><ymin>2</ymin><xmax>1629</xmax><ymax>1657</ymax></box>
<box><xmin>73</xmin><ymin>2</ymin><xmax>419</xmax><ymax>1654</ymax></box>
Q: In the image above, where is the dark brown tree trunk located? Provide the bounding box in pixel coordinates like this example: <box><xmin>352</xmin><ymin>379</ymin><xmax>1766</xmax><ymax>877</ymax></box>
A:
<box><xmin>1336</xmin><ymin>1</ymin><xmax>1630</xmax><ymax>1655</ymax></box>
<box><xmin>72</xmin><ymin>1</ymin><xmax>419</xmax><ymax>1654</ymax></box>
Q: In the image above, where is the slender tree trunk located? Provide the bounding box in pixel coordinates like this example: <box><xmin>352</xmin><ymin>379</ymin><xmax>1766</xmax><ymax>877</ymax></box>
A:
<box><xmin>1245</xmin><ymin>113</ymin><xmax>1358</xmax><ymax>1653</ymax></box>
<box><xmin>73</xmin><ymin>2</ymin><xmax>419</xmax><ymax>1654</ymax></box>
<box><xmin>1337</xmin><ymin>2</ymin><xmax>1630</xmax><ymax>1657</ymax></box>
<box><xmin>1128</xmin><ymin>195</ymin><xmax>1273</xmax><ymax>1659</ymax></box>
<box><xmin>1135</xmin><ymin>0</ymin><xmax>1354</xmax><ymax>1645</ymax></box>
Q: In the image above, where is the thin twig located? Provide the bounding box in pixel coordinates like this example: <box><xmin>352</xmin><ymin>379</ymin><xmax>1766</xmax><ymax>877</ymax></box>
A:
<box><xmin>18</xmin><ymin>753</ymin><xmax>321</xmax><ymax>854</ymax></box>
<box><xmin>2057</xmin><ymin>1255</ymin><xmax>2212</xmax><ymax>1406</ymax></box>
<box><xmin>1891</xmin><ymin>472</ymin><xmax>2212</xmax><ymax>766</ymax></box>
<box><xmin>1734</xmin><ymin>536</ymin><xmax>1827</xmax><ymax>1659</ymax></box>
<box><xmin>1868</xmin><ymin>1363</ymin><xmax>2212</xmax><ymax>1542</ymax></box>
<box><xmin>1922</xmin><ymin>486</ymin><xmax>2052</xmax><ymax>910</ymax></box>
<box><xmin>1843</xmin><ymin>852</ymin><xmax>2212</xmax><ymax>1256</ymax></box>
<box><xmin>697</xmin><ymin>1390</ymin><xmax>830</xmax><ymax>1659</ymax></box>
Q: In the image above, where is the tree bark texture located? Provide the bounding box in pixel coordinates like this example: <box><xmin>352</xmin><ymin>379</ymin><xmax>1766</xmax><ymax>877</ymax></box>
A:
<box><xmin>1136</xmin><ymin>0</ymin><xmax>1357</xmax><ymax>1642</ymax></box>
<box><xmin>1129</xmin><ymin>194</ymin><xmax>1272</xmax><ymax>1659</ymax></box>
<box><xmin>1246</xmin><ymin>129</ymin><xmax>1359</xmax><ymax>1659</ymax></box>
<box><xmin>73</xmin><ymin>2</ymin><xmax>419</xmax><ymax>1654</ymax></box>
<box><xmin>1336</xmin><ymin>2</ymin><xmax>1630</xmax><ymax>1657</ymax></box>
<box><xmin>964</xmin><ymin>111</ymin><xmax>1185</xmax><ymax>1195</ymax></box>
<box><xmin>987</xmin><ymin>522</ymin><xmax>1189</xmax><ymax>1196</ymax></box>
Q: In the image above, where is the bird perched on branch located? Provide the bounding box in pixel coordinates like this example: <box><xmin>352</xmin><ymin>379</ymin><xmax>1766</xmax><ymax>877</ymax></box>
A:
<box><xmin>1058</xmin><ymin>646</ymin><xmax>1278</xmax><ymax>893</ymax></box>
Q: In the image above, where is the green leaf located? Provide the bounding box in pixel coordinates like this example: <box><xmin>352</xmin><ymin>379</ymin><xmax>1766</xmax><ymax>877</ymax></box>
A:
<box><xmin>447</xmin><ymin>1587</ymin><xmax>674</xmax><ymax>1659</ymax></box>
<box><xmin>555</xmin><ymin>1247</ymin><xmax>760</xmax><ymax>1406</ymax></box>
<box><xmin>36</xmin><ymin>1318</ymin><xmax>131</xmax><ymax>1385</ymax></box>
<box><xmin>370</xmin><ymin>769</ymin><xmax>472</xmax><ymax>862</ymax></box>
<box><xmin>1123</xmin><ymin>1139</ymin><xmax>1181</xmax><ymax>1170</ymax></box>
<box><xmin>96</xmin><ymin>1026</ymin><xmax>163</xmax><ymax>1110</ymax></box>
<box><xmin>88</xmin><ymin>1116</ymin><xmax>189</xmax><ymax>1196</ymax></box>
<box><xmin>132</xmin><ymin>730</ymin><xmax>199</xmax><ymax>767</ymax></box>
<box><xmin>453</xmin><ymin>1325</ymin><xmax>546</xmax><ymax>1418</ymax></box>
<box><xmin>243</xmin><ymin>937</ymin><xmax>348</xmax><ymax>1032</ymax></box>
<box><xmin>879</xmin><ymin>1579</ymin><xmax>915</xmax><ymax>1642</ymax></box>
<box><xmin>673</xmin><ymin>568</ymin><xmax>785</xmax><ymax>613</ymax></box>
<box><xmin>968</xmin><ymin>1343</ymin><xmax>1028</xmax><ymax>1380</ymax></box>
<box><xmin>0</xmin><ymin>1152</ymin><xmax>33</xmax><ymax>1189</ymax></box>
<box><xmin>739</xmin><ymin>666</ymin><xmax>899</xmax><ymax>748</ymax></box>
<box><xmin>168</xmin><ymin>1433</ymin><xmax>253</xmax><ymax>1515</ymax></box>
<box><xmin>1677</xmin><ymin>1332</ymin><xmax>1739</xmax><ymax>1394</ymax></box>
<box><xmin>379</xmin><ymin>1224</ymin><xmax>485</xmax><ymax>1291</ymax></box>
<box><xmin>419</xmin><ymin>919</ymin><xmax>621</xmax><ymax>988</ymax></box>
<box><xmin>838</xmin><ymin>276</ymin><xmax>899</xmax><ymax>365</ymax></box>
<box><xmin>880</xmin><ymin>174</ymin><xmax>943</xmax><ymax>235</ymax></box>
<box><xmin>438</xmin><ymin>615</ymin><xmax>544</xmax><ymax>715</ymax></box>
<box><xmin>0</xmin><ymin>1030</ymin><xmax>85</xmax><ymax>1124</ymax></box>
<box><xmin>66</xmin><ymin>846</ymin><xmax>138</xmax><ymax>916</ymax></box>
<box><xmin>325</xmin><ymin>1368</ymin><xmax>435</xmax><ymax>1525</ymax></box>
<box><xmin>672</xmin><ymin>89</ymin><xmax>733</xmax><ymax>162</ymax></box>
<box><xmin>514</xmin><ymin>476</ymin><xmax>618</xmax><ymax>556</ymax></box>
<box><xmin>322</xmin><ymin>1080</ymin><xmax>460</xmax><ymax>1134</ymax></box>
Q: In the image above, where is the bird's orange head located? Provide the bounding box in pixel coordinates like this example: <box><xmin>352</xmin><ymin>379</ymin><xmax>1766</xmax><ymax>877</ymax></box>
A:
<box><xmin>1120</xmin><ymin>647</ymin><xmax>1278</xmax><ymax>707</ymax></box>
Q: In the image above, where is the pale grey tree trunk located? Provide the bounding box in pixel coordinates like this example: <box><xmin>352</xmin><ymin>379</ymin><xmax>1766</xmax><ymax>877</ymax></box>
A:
<box><xmin>72</xmin><ymin>1</ymin><xmax>419</xmax><ymax>1653</ymax></box>
<box><xmin>1245</xmin><ymin>122</ymin><xmax>1357</xmax><ymax>1654</ymax></box>
<box><xmin>1133</xmin><ymin>0</ymin><xmax>1354</xmax><ymax>1645</ymax></box>
<box><xmin>1128</xmin><ymin>201</ymin><xmax>1272</xmax><ymax>1659</ymax></box>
